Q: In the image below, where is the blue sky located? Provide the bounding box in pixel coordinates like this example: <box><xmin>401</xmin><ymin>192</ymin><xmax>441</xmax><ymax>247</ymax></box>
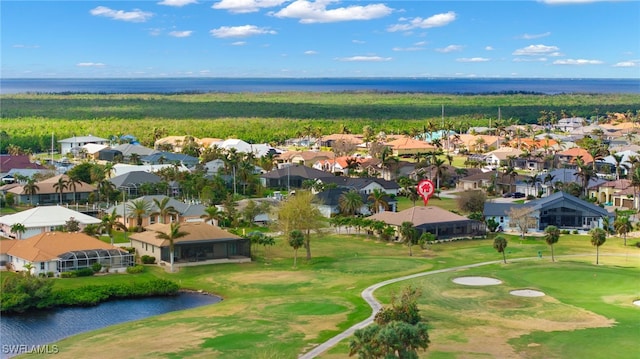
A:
<box><xmin>2</xmin><ymin>0</ymin><xmax>639</xmax><ymax>78</ymax></box>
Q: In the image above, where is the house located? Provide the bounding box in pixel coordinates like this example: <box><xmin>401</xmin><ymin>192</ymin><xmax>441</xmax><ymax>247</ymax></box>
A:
<box><xmin>313</xmin><ymin>156</ymin><xmax>366</xmax><ymax>176</ymax></box>
<box><xmin>384</xmin><ymin>136</ymin><xmax>436</xmax><ymax>157</ymax></box>
<box><xmin>141</xmin><ymin>152</ymin><xmax>199</xmax><ymax>167</ymax></box>
<box><xmin>313</xmin><ymin>188</ymin><xmax>370</xmax><ymax>218</ymax></box>
<box><xmin>105</xmin><ymin>195</ymin><xmax>206</xmax><ymax>229</ymax></box>
<box><xmin>484</xmin><ymin>147</ymin><xmax>524</xmax><ymax>167</ymax></box>
<box><xmin>8</xmin><ymin>174</ymin><xmax>96</xmax><ymax>205</ymax></box>
<box><xmin>587</xmin><ymin>179</ymin><xmax>632</xmax><ymax>204</ymax></box>
<box><xmin>129</xmin><ymin>222</ymin><xmax>250</xmax><ymax>266</ymax></box>
<box><xmin>319</xmin><ymin>176</ymin><xmax>400</xmax><ymax>196</ymax></box>
<box><xmin>111</xmin><ymin>143</ymin><xmax>158</xmax><ymax>163</ymax></box>
<box><xmin>555</xmin><ymin>148</ymin><xmax>594</xmax><ymax>168</ymax></box>
<box><xmin>483</xmin><ymin>191</ymin><xmax>612</xmax><ymax>233</ymax></box>
<box><xmin>456</xmin><ymin>134</ymin><xmax>500</xmax><ymax>153</ymax></box>
<box><xmin>1</xmin><ymin>232</ymin><xmax>134</xmax><ymax>275</ymax></box>
<box><xmin>319</xmin><ymin>134</ymin><xmax>364</xmax><ymax>148</ymax></box>
<box><xmin>211</xmin><ymin>139</ymin><xmax>279</xmax><ymax>158</ymax></box>
<box><xmin>0</xmin><ymin>155</ymin><xmax>47</xmax><ymax>173</ymax></box>
<box><xmin>154</xmin><ymin>135</ymin><xmax>200</xmax><ymax>152</ymax></box>
<box><xmin>368</xmin><ymin>206</ymin><xmax>485</xmax><ymax>240</ymax></box>
<box><xmin>277</xmin><ymin>150</ymin><xmax>335</xmax><ymax>167</ymax></box>
<box><xmin>554</xmin><ymin>117</ymin><xmax>585</xmax><ymax>132</ymax></box>
<box><xmin>58</xmin><ymin>135</ymin><xmax>109</xmax><ymax>156</ymax></box>
<box><xmin>539</xmin><ymin>168</ymin><xmax>607</xmax><ymax>197</ymax></box>
<box><xmin>0</xmin><ymin>205</ymin><xmax>101</xmax><ymax>240</ymax></box>
<box><xmin>109</xmin><ymin>171</ymin><xmax>164</xmax><ymax>196</ymax></box>
<box><xmin>260</xmin><ymin>164</ymin><xmax>335</xmax><ymax>190</ymax></box>
<box><xmin>597</xmin><ymin>150</ymin><xmax>639</xmax><ymax>179</ymax></box>
<box><xmin>457</xmin><ymin>171</ymin><xmax>498</xmax><ymax>191</ymax></box>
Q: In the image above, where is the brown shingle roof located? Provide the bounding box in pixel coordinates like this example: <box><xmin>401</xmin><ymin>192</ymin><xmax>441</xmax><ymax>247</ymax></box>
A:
<box><xmin>6</xmin><ymin>232</ymin><xmax>125</xmax><ymax>262</ymax></box>
<box><xmin>368</xmin><ymin>206</ymin><xmax>470</xmax><ymax>226</ymax></box>
<box><xmin>129</xmin><ymin>222</ymin><xmax>241</xmax><ymax>247</ymax></box>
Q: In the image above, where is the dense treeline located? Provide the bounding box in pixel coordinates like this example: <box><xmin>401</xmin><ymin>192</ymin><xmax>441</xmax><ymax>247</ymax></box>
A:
<box><xmin>1</xmin><ymin>274</ymin><xmax>179</xmax><ymax>313</ymax></box>
<box><xmin>1</xmin><ymin>92</ymin><xmax>638</xmax><ymax>153</ymax></box>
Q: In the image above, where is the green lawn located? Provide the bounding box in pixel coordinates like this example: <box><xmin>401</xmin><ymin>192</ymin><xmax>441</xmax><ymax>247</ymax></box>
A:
<box><xmin>20</xmin><ymin>230</ymin><xmax>639</xmax><ymax>359</ymax></box>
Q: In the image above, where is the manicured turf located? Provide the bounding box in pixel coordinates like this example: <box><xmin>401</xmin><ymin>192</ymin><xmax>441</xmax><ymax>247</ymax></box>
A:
<box><xmin>20</xmin><ymin>232</ymin><xmax>640</xmax><ymax>359</ymax></box>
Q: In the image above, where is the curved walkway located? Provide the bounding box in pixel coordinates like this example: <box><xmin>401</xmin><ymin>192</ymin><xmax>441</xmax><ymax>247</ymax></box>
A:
<box><xmin>298</xmin><ymin>253</ymin><xmax>639</xmax><ymax>359</ymax></box>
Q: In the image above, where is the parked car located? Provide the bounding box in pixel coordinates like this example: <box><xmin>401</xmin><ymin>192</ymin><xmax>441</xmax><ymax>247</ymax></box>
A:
<box><xmin>502</xmin><ymin>193</ymin><xmax>514</xmax><ymax>198</ymax></box>
<box><xmin>513</xmin><ymin>192</ymin><xmax>526</xmax><ymax>198</ymax></box>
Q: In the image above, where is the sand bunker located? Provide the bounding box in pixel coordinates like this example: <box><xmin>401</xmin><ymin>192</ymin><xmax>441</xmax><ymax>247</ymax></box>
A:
<box><xmin>510</xmin><ymin>289</ymin><xmax>545</xmax><ymax>297</ymax></box>
<box><xmin>453</xmin><ymin>276</ymin><xmax>502</xmax><ymax>286</ymax></box>
<box><xmin>633</xmin><ymin>300</ymin><xmax>640</xmax><ymax>307</ymax></box>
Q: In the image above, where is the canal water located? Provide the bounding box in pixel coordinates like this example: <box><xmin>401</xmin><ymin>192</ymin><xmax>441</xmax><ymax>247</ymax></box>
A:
<box><xmin>0</xmin><ymin>292</ymin><xmax>221</xmax><ymax>358</ymax></box>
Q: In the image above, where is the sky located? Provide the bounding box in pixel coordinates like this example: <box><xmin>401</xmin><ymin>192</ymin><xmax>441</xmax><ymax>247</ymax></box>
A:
<box><xmin>2</xmin><ymin>0</ymin><xmax>640</xmax><ymax>79</ymax></box>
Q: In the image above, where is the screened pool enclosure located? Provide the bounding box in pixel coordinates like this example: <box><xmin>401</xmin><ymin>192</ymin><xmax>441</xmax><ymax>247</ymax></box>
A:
<box><xmin>57</xmin><ymin>249</ymin><xmax>135</xmax><ymax>272</ymax></box>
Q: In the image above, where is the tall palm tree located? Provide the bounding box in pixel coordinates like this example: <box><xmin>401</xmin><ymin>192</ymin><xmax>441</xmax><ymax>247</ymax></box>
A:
<box><xmin>493</xmin><ymin>236</ymin><xmax>508</xmax><ymax>264</ymax></box>
<box><xmin>368</xmin><ymin>189</ymin><xmax>389</xmax><ymax>214</ymax></box>
<box><xmin>433</xmin><ymin>158</ymin><xmax>447</xmax><ymax>192</ymax></box>
<box><xmin>152</xmin><ymin>197</ymin><xmax>177</xmax><ymax>224</ymax></box>
<box><xmin>155</xmin><ymin>222</ymin><xmax>188</xmax><ymax>273</ymax></box>
<box><xmin>66</xmin><ymin>175</ymin><xmax>83</xmax><ymax>204</ymax></box>
<box><xmin>339</xmin><ymin>190</ymin><xmax>364</xmax><ymax>216</ymax></box>
<box><xmin>288</xmin><ymin>229</ymin><xmax>305</xmax><ymax>268</ymax></box>
<box><xmin>23</xmin><ymin>178</ymin><xmax>39</xmax><ymax>206</ymax></box>
<box><xmin>614</xmin><ymin>215</ymin><xmax>632</xmax><ymax>246</ymax></box>
<box><xmin>399</xmin><ymin>221</ymin><xmax>418</xmax><ymax>256</ymax></box>
<box><xmin>53</xmin><ymin>176</ymin><xmax>68</xmax><ymax>204</ymax></box>
<box><xmin>611</xmin><ymin>153</ymin><xmax>629</xmax><ymax>180</ymax></box>
<box><xmin>575</xmin><ymin>158</ymin><xmax>596</xmax><ymax>198</ymax></box>
<box><xmin>543</xmin><ymin>225</ymin><xmax>560</xmax><ymax>262</ymax></box>
<box><xmin>589</xmin><ymin>228</ymin><xmax>606</xmax><ymax>265</ymax></box>
<box><xmin>127</xmin><ymin>199</ymin><xmax>152</xmax><ymax>232</ymax></box>
<box><xmin>100</xmin><ymin>209</ymin><xmax>127</xmax><ymax>245</ymax></box>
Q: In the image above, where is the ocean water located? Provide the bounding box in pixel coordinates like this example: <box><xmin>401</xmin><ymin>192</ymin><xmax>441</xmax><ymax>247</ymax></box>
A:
<box><xmin>1</xmin><ymin>77</ymin><xmax>638</xmax><ymax>95</ymax></box>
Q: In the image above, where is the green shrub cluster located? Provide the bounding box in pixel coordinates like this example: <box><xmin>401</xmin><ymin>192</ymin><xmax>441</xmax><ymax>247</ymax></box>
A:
<box><xmin>126</xmin><ymin>265</ymin><xmax>145</xmax><ymax>274</ymax></box>
<box><xmin>140</xmin><ymin>255</ymin><xmax>156</xmax><ymax>264</ymax></box>
<box><xmin>1</xmin><ymin>277</ymin><xmax>180</xmax><ymax>313</ymax></box>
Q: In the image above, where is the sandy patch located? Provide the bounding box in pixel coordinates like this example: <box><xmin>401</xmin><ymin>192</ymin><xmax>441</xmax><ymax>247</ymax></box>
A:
<box><xmin>634</xmin><ymin>300</ymin><xmax>640</xmax><ymax>307</ymax></box>
<box><xmin>511</xmin><ymin>289</ymin><xmax>546</xmax><ymax>297</ymax></box>
<box><xmin>453</xmin><ymin>276</ymin><xmax>502</xmax><ymax>286</ymax></box>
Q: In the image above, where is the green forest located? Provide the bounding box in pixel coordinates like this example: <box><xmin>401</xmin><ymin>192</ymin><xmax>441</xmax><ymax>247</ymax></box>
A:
<box><xmin>1</xmin><ymin>92</ymin><xmax>639</xmax><ymax>153</ymax></box>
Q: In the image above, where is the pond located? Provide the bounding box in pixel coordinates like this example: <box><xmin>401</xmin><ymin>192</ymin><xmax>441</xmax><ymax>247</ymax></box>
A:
<box><xmin>0</xmin><ymin>292</ymin><xmax>221</xmax><ymax>358</ymax></box>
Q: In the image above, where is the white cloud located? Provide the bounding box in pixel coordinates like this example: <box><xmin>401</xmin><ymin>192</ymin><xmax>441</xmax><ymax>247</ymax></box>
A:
<box><xmin>158</xmin><ymin>0</ymin><xmax>198</xmax><ymax>7</ymax></box>
<box><xmin>485</xmin><ymin>46</ymin><xmax>494</xmax><ymax>51</ymax></box>
<box><xmin>352</xmin><ymin>40</ymin><xmax>366</xmax><ymax>44</ymax></box>
<box><xmin>210</xmin><ymin>25</ymin><xmax>276</xmax><ymax>38</ymax></box>
<box><xmin>613</xmin><ymin>60</ymin><xmax>639</xmax><ymax>67</ymax></box>
<box><xmin>272</xmin><ymin>0</ymin><xmax>393</xmax><ymax>24</ymax></box>
<box><xmin>414</xmin><ymin>41</ymin><xmax>427</xmax><ymax>46</ymax></box>
<box><xmin>232</xmin><ymin>41</ymin><xmax>247</xmax><ymax>46</ymax></box>
<box><xmin>387</xmin><ymin>11</ymin><xmax>456</xmax><ymax>32</ymax></box>
<box><xmin>513</xmin><ymin>57</ymin><xmax>548</xmax><ymax>62</ymax></box>
<box><xmin>77</xmin><ymin>62</ymin><xmax>105</xmax><ymax>67</ymax></box>
<box><xmin>304</xmin><ymin>50</ymin><xmax>318</xmax><ymax>55</ymax></box>
<box><xmin>169</xmin><ymin>30</ymin><xmax>193</xmax><ymax>38</ymax></box>
<box><xmin>213</xmin><ymin>0</ymin><xmax>287</xmax><ymax>14</ymax></box>
<box><xmin>336</xmin><ymin>56</ymin><xmax>392</xmax><ymax>62</ymax></box>
<box><xmin>457</xmin><ymin>57</ymin><xmax>490</xmax><ymax>62</ymax></box>
<box><xmin>553</xmin><ymin>58</ymin><xmax>603</xmax><ymax>65</ymax></box>
<box><xmin>512</xmin><ymin>44</ymin><xmax>561</xmax><ymax>56</ymax></box>
<box><xmin>90</xmin><ymin>6</ymin><xmax>153</xmax><ymax>22</ymax></box>
<box><xmin>435</xmin><ymin>45</ymin><xmax>463</xmax><ymax>53</ymax></box>
<box><xmin>12</xmin><ymin>44</ymin><xmax>40</xmax><ymax>49</ymax></box>
<box><xmin>392</xmin><ymin>46</ymin><xmax>424</xmax><ymax>52</ymax></box>
<box><xmin>519</xmin><ymin>32</ymin><xmax>551</xmax><ymax>40</ymax></box>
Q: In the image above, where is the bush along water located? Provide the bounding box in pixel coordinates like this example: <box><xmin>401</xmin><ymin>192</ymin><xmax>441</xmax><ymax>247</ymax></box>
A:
<box><xmin>1</xmin><ymin>275</ymin><xmax>179</xmax><ymax>314</ymax></box>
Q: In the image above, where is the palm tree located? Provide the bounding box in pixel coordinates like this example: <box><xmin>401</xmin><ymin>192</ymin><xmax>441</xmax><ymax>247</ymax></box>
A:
<box><xmin>10</xmin><ymin>223</ymin><xmax>26</xmax><ymax>240</ymax></box>
<box><xmin>288</xmin><ymin>229</ymin><xmax>305</xmax><ymax>268</ymax></box>
<box><xmin>23</xmin><ymin>179</ymin><xmax>39</xmax><ymax>206</ymax></box>
<box><xmin>100</xmin><ymin>209</ymin><xmax>127</xmax><ymax>245</ymax></box>
<box><xmin>367</xmin><ymin>189</ymin><xmax>389</xmax><ymax>214</ymax></box>
<box><xmin>53</xmin><ymin>176</ymin><xmax>68</xmax><ymax>204</ymax></box>
<box><xmin>339</xmin><ymin>190</ymin><xmax>364</xmax><ymax>216</ymax></box>
<box><xmin>611</xmin><ymin>153</ymin><xmax>629</xmax><ymax>180</ymax></box>
<box><xmin>127</xmin><ymin>199</ymin><xmax>152</xmax><ymax>232</ymax></box>
<box><xmin>614</xmin><ymin>215</ymin><xmax>632</xmax><ymax>246</ymax></box>
<box><xmin>399</xmin><ymin>221</ymin><xmax>418</xmax><ymax>256</ymax></box>
<box><xmin>66</xmin><ymin>175</ymin><xmax>83</xmax><ymax>204</ymax></box>
<box><xmin>152</xmin><ymin>197</ymin><xmax>177</xmax><ymax>224</ymax></box>
<box><xmin>433</xmin><ymin>158</ymin><xmax>447</xmax><ymax>192</ymax></box>
<box><xmin>575</xmin><ymin>158</ymin><xmax>596</xmax><ymax>197</ymax></box>
<box><xmin>201</xmin><ymin>206</ymin><xmax>224</xmax><ymax>226</ymax></box>
<box><xmin>589</xmin><ymin>228</ymin><xmax>607</xmax><ymax>265</ymax></box>
<box><xmin>155</xmin><ymin>222</ymin><xmax>188</xmax><ymax>273</ymax></box>
<box><xmin>543</xmin><ymin>225</ymin><xmax>560</xmax><ymax>262</ymax></box>
<box><xmin>493</xmin><ymin>236</ymin><xmax>508</xmax><ymax>264</ymax></box>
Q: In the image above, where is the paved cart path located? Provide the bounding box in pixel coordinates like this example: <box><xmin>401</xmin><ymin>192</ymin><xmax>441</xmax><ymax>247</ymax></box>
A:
<box><xmin>298</xmin><ymin>253</ymin><xmax>640</xmax><ymax>359</ymax></box>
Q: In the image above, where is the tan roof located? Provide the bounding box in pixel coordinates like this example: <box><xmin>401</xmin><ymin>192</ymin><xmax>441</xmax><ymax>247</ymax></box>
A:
<box><xmin>321</xmin><ymin>133</ymin><xmax>364</xmax><ymax>145</ymax></box>
<box><xmin>5</xmin><ymin>232</ymin><xmax>125</xmax><ymax>262</ymax></box>
<box><xmin>368</xmin><ymin>206</ymin><xmax>471</xmax><ymax>226</ymax></box>
<box><xmin>129</xmin><ymin>222</ymin><xmax>241</xmax><ymax>247</ymax></box>
<box><xmin>384</xmin><ymin>137</ymin><xmax>435</xmax><ymax>150</ymax></box>
<box><xmin>0</xmin><ymin>239</ymin><xmax>18</xmax><ymax>254</ymax></box>
<box><xmin>457</xmin><ymin>134</ymin><xmax>500</xmax><ymax>149</ymax></box>
<box><xmin>486</xmin><ymin>147</ymin><xmax>524</xmax><ymax>160</ymax></box>
<box><xmin>278</xmin><ymin>150</ymin><xmax>335</xmax><ymax>162</ymax></box>
<box><xmin>9</xmin><ymin>174</ymin><xmax>96</xmax><ymax>195</ymax></box>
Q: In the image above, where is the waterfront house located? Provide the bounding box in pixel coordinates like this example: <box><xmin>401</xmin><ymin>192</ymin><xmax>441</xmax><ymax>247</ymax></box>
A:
<box><xmin>0</xmin><ymin>205</ymin><xmax>101</xmax><ymax>240</ymax></box>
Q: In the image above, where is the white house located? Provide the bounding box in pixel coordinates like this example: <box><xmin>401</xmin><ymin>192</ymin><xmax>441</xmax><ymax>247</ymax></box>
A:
<box><xmin>58</xmin><ymin>135</ymin><xmax>109</xmax><ymax>156</ymax></box>
<box><xmin>554</xmin><ymin>118</ymin><xmax>585</xmax><ymax>132</ymax></box>
<box><xmin>211</xmin><ymin>139</ymin><xmax>279</xmax><ymax>158</ymax></box>
<box><xmin>0</xmin><ymin>206</ymin><xmax>101</xmax><ymax>240</ymax></box>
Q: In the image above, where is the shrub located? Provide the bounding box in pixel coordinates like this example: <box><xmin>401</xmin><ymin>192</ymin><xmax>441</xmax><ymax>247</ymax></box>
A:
<box><xmin>92</xmin><ymin>263</ymin><xmax>102</xmax><ymax>273</ymax></box>
<box><xmin>46</xmin><ymin>272</ymin><xmax>54</xmax><ymax>278</ymax></box>
<box><xmin>561</xmin><ymin>230</ymin><xmax>570</xmax><ymax>234</ymax></box>
<box><xmin>140</xmin><ymin>255</ymin><xmax>156</xmax><ymax>264</ymax></box>
<box><xmin>572</xmin><ymin>230</ymin><xmax>579</xmax><ymax>234</ymax></box>
<box><xmin>60</xmin><ymin>272</ymin><xmax>75</xmax><ymax>278</ymax></box>
<box><xmin>74</xmin><ymin>268</ymin><xmax>95</xmax><ymax>277</ymax></box>
<box><xmin>526</xmin><ymin>195</ymin><xmax>536</xmax><ymax>200</ymax></box>
<box><xmin>126</xmin><ymin>265</ymin><xmax>145</xmax><ymax>274</ymax></box>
